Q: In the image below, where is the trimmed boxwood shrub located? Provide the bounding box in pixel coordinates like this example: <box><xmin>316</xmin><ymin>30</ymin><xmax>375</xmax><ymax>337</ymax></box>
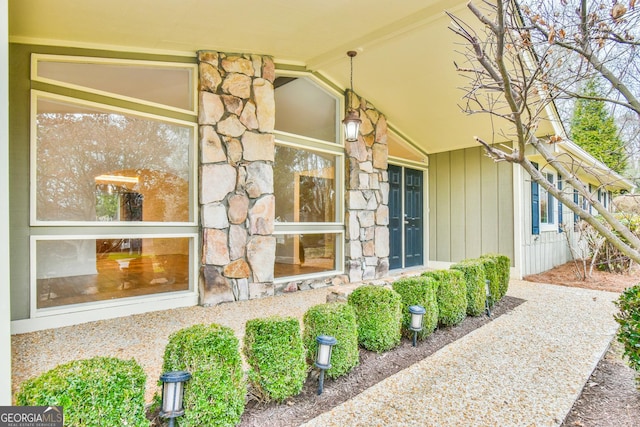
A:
<box><xmin>348</xmin><ymin>285</ymin><xmax>402</xmax><ymax>352</ymax></box>
<box><xmin>16</xmin><ymin>356</ymin><xmax>148</xmax><ymax>427</ymax></box>
<box><xmin>303</xmin><ymin>302</ymin><xmax>359</xmax><ymax>379</ymax></box>
<box><xmin>162</xmin><ymin>323</ymin><xmax>245</xmax><ymax>427</ymax></box>
<box><xmin>481</xmin><ymin>253</ymin><xmax>510</xmax><ymax>300</ymax></box>
<box><xmin>422</xmin><ymin>269</ymin><xmax>467</xmax><ymax>326</ymax></box>
<box><xmin>615</xmin><ymin>284</ymin><xmax>640</xmax><ymax>386</ymax></box>
<box><xmin>477</xmin><ymin>256</ymin><xmax>500</xmax><ymax>307</ymax></box>
<box><xmin>392</xmin><ymin>276</ymin><xmax>438</xmax><ymax>340</ymax></box>
<box><xmin>244</xmin><ymin>316</ymin><xmax>307</xmax><ymax>402</ymax></box>
<box><xmin>451</xmin><ymin>260</ymin><xmax>487</xmax><ymax>317</ymax></box>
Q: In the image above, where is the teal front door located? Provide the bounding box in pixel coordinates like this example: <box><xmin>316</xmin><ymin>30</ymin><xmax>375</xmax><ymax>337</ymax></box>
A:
<box><xmin>389</xmin><ymin>165</ymin><xmax>424</xmax><ymax>269</ymax></box>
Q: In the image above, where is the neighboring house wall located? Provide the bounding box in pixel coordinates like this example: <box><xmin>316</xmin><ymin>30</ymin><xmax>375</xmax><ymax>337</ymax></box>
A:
<box><xmin>428</xmin><ymin>146</ymin><xmax>514</xmax><ymax>264</ymax></box>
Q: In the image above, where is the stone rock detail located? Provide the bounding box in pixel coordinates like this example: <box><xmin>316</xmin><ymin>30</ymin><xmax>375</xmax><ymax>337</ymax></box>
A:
<box><xmin>201</xmin><ymin>163</ymin><xmax>236</xmax><ymax>204</ymax></box>
<box><xmin>344</xmin><ymin>90</ymin><xmax>390</xmax><ymax>283</ymax></box>
<box><xmin>198</xmin><ymin>51</ymin><xmax>277</xmax><ymax>306</ymax></box>
<box><xmin>201</xmin><ymin>125</ymin><xmax>226</xmax><ymax>163</ymax></box>
<box><xmin>249</xmin><ymin>282</ymin><xmax>274</xmax><ymax>299</ymax></box>
<box><xmin>202</xmin><ymin>202</ymin><xmax>229</xmax><ymax>229</ymax></box>
<box><xmin>199</xmin><ymin>266</ymin><xmax>235</xmax><ymax>306</ymax></box>
<box><xmin>248</xmin><ymin>195</ymin><xmax>275</xmax><ymax>235</ymax></box>
<box><xmin>223</xmin><ymin>259</ymin><xmax>251</xmax><ymax>278</ymax></box>
<box><xmin>247</xmin><ymin>235</ymin><xmax>276</xmax><ymax>282</ymax></box>
<box><xmin>203</xmin><ymin>229</ymin><xmax>230</xmax><ymax>265</ymax></box>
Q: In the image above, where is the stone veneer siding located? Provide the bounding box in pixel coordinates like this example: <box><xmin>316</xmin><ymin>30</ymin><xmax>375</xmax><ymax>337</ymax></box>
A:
<box><xmin>197</xmin><ymin>54</ymin><xmax>389</xmax><ymax>305</ymax></box>
<box><xmin>344</xmin><ymin>90</ymin><xmax>390</xmax><ymax>282</ymax></box>
<box><xmin>198</xmin><ymin>51</ymin><xmax>277</xmax><ymax>305</ymax></box>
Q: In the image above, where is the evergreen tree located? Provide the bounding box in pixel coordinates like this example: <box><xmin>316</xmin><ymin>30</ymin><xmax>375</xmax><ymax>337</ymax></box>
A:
<box><xmin>571</xmin><ymin>80</ymin><xmax>627</xmax><ymax>175</ymax></box>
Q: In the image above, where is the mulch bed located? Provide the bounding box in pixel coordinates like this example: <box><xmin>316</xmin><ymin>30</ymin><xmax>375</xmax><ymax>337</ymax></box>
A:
<box><xmin>562</xmin><ymin>340</ymin><xmax>640</xmax><ymax>427</ymax></box>
<box><xmin>239</xmin><ymin>296</ymin><xmax>524</xmax><ymax>427</ymax></box>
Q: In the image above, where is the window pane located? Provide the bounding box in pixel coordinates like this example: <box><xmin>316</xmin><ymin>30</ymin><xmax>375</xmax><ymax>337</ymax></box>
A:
<box><xmin>37</xmin><ymin>59</ymin><xmax>194</xmax><ymax>111</ymax></box>
<box><xmin>274</xmin><ymin>77</ymin><xmax>337</xmax><ymax>142</ymax></box>
<box><xmin>275</xmin><ymin>233</ymin><xmax>337</xmax><ymax>278</ymax></box>
<box><xmin>35</xmin><ymin>97</ymin><xmax>193</xmax><ymax>222</ymax></box>
<box><xmin>36</xmin><ymin>237</ymin><xmax>191</xmax><ymax>309</ymax></box>
<box><xmin>274</xmin><ymin>145</ymin><xmax>336</xmax><ymax>223</ymax></box>
<box><xmin>540</xmin><ymin>187</ymin><xmax>549</xmax><ymax>223</ymax></box>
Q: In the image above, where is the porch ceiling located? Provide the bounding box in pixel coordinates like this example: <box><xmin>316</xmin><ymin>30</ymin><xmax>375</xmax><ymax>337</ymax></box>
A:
<box><xmin>9</xmin><ymin>0</ymin><xmax>556</xmax><ymax>156</ymax></box>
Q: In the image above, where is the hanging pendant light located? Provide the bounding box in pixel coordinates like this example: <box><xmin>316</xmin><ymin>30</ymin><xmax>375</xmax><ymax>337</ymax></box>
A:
<box><xmin>342</xmin><ymin>50</ymin><xmax>361</xmax><ymax>142</ymax></box>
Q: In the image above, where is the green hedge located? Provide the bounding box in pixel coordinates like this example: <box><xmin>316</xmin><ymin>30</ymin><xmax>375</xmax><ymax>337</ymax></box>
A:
<box><xmin>422</xmin><ymin>269</ymin><xmax>467</xmax><ymax>326</ymax></box>
<box><xmin>16</xmin><ymin>357</ymin><xmax>148</xmax><ymax>427</ymax></box>
<box><xmin>477</xmin><ymin>257</ymin><xmax>499</xmax><ymax>307</ymax></box>
<box><xmin>615</xmin><ymin>285</ymin><xmax>640</xmax><ymax>385</ymax></box>
<box><xmin>451</xmin><ymin>260</ymin><xmax>487</xmax><ymax>317</ymax></box>
<box><xmin>244</xmin><ymin>316</ymin><xmax>307</xmax><ymax>402</ymax></box>
<box><xmin>162</xmin><ymin>324</ymin><xmax>245</xmax><ymax>427</ymax></box>
<box><xmin>391</xmin><ymin>276</ymin><xmax>438</xmax><ymax>340</ymax></box>
<box><xmin>303</xmin><ymin>303</ymin><xmax>359</xmax><ymax>379</ymax></box>
<box><xmin>481</xmin><ymin>254</ymin><xmax>510</xmax><ymax>300</ymax></box>
<box><xmin>348</xmin><ymin>285</ymin><xmax>402</xmax><ymax>352</ymax></box>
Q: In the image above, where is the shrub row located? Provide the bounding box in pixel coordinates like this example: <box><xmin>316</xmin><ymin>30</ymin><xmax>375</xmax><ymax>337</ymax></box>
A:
<box><xmin>18</xmin><ymin>253</ymin><xmax>511</xmax><ymax>426</ymax></box>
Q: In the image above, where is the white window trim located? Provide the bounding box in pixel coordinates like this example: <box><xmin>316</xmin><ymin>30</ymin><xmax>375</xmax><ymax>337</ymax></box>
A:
<box><xmin>31</xmin><ymin>54</ymin><xmax>198</xmax><ymax>115</ymax></box>
<box><xmin>29</xmin><ymin>233</ymin><xmax>199</xmax><ymax>319</ymax></box>
<box><xmin>540</xmin><ymin>171</ymin><xmax>558</xmax><ymax>232</ymax></box>
<box><xmin>30</xmin><ymin>90</ymin><xmax>199</xmax><ymax>226</ymax></box>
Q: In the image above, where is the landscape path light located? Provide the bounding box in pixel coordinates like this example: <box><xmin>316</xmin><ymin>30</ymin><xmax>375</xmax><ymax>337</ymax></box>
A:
<box><xmin>315</xmin><ymin>334</ymin><xmax>337</xmax><ymax>395</ymax></box>
<box><xmin>485</xmin><ymin>279</ymin><xmax>492</xmax><ymax>317</ymax></box>
<box><xmin>408</xmin><ymin>305</ymin><xmax>426</xmax><ymax>347</ymax></box>
<box><xmin>159</xmin><ymin>370</ymin><xmax>191</xmax><ymax>427</ymax></box>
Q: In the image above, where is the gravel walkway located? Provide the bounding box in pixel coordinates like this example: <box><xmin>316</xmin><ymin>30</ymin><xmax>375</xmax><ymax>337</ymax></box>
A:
<box><xmin>302</xmin><ymin>280</ymin><xmax>620</xmax><ymax>427</ymax></box>
<box><xmin>12</xmin><ymin>278</ymin><xmax>619</xmax><ymax>427</ymax></box>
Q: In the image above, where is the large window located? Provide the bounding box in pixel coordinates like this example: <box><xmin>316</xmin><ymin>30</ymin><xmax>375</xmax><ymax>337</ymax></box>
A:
<box><xmin>273</xmin><ymin>76</ymin><xmax>344</xmax><ymax>280</ymax></box>
<box><xmin>30</xmin><ymin>55</ymin><xmax>197</xmax><ymax>313</ymax></box>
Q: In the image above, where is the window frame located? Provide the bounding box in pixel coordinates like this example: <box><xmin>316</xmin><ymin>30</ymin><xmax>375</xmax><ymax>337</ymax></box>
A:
<box><xmin>538</xmin><ymin>170</ymin><xmax>559</xmax><ymax>232</ymax></box>
<box><xmin>27</xmin><ymin>53</ymin><xmax>199</xmax><ymax>318</ymax></box>
<box><xmin>30</xmin><ymin>233</ymin><xmax>199</xmax><ymax>318</ymax></box>
<box><xmin>31</xmin><ymin>54</ymin><xmax>198</xmax><ymax>115</ymax></box>
<box><xmin>272</xmin><ymin>71</ymin><xmax>346</xmax><ymax>283</ymax></box>
<box><xmin>30</xmin><ymin>90</ymin><xmax>198</xmax><ymax>227</ymax></box>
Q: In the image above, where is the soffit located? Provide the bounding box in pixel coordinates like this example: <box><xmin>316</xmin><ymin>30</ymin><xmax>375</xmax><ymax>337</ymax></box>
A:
<box><xmin>9</xmin><ymin>0</ymin><xmax>558</xmax><ymax>155</ymax></box>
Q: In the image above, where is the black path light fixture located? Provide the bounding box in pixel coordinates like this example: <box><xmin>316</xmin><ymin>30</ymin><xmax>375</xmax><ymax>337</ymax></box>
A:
<box><xmin>315</xmin><ymin>334</ymin><xmax>337</xmax><ymax>395</ymax></box>
<box><xmin>485</xmin><ymin>279</ymin><xmax>492</xmax><ymax>317</ymax></box>
<box><xmin>159</xmin><ymin>370</ymin><xmax>191</xmax><ymax>427</ymax></box>
<box><xmin>408</xmin><ymin>305</ymin><xmax>426</xmax><ymax>347</ymax></box>
<box><xmin>342</xmin><ymin>50</ymin><xmax>362</xmax><ymax>142</ymax></box>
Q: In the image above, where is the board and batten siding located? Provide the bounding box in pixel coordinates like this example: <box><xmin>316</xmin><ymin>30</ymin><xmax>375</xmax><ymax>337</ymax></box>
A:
<box><xmin>428</xmin><ymin>146</ymin><xmax>514</xmax><ymax>264</ymax></box>
<box><xmin>520</xmin><ymin>165</ymin><xmax>573</xmax><ymax>276</ymax></box>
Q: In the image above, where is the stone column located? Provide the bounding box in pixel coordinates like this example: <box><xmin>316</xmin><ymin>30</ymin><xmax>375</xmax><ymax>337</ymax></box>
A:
<box><xmin>344</xmin><ymin>90</ymin><xmax>390</xmax><ymax>282</ymax></box>
<box><xmin>198</xmin><ymin>51</ymin><xmax>276</xmax><ymax>305</ymax></box>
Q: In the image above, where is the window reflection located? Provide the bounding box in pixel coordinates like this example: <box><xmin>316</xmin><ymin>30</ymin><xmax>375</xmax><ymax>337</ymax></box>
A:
<box><xmin>274</xmin><ymin>145</ymin><xmax>336</xmax><ymax>223</ymax></box>
<box><xmin>36</xmin><ymin>237</ymin><xmax>191</xmax><ymax>309</ymax></box>
<box><xmin>274</xmin><ymin>233</ymin><xmax>337</xmax><ymax>278</ymax></box>
<box><xmin>35</xmin><ymin>97</ymin><xmax>192</xmax><ymax>223</ymax></box>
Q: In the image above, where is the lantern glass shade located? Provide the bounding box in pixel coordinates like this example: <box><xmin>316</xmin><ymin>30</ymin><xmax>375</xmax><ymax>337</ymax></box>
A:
<box><xmin>408</xmin><ymin>305</ymin><xmax>426</xmax><ymax>331</ymax></box>
<box><xmin>160</xmin><ymin>371</ymin><xmax>191</xmax><ymax>417</ymax></box>
<box><xmin>485</xmin><ymin>279</ymin><xmax>491</xmax><ymax>297</ymax></box>
<box><xmin>315</xmin><ymin>335</ymin><xmax>337</xmax><ymax>369</ymax></box>
<box><xmin>342</xmin><ymin>110</ymin><xmax>361</xmax><ymax>142</ymax></box>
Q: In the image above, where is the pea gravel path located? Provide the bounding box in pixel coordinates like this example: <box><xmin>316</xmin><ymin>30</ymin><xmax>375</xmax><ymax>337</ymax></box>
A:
<box><xmin>302</xmin><ymin>280</ymin><xmax>620</xmax><ymax>427</ymax></box>
<box><xmin>12</xmin><ymin>278</ymin><xmax>619</xmax><ymax>427</ymax></box>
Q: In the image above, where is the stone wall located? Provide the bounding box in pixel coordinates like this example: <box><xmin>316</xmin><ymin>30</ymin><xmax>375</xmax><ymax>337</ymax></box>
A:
<box><xmin>344</xmin><ymin>90</ymin><xmax>390</xmax><ymax>282</ymax></box>
<box><xmin>197</xmin><ymin>55</ymin><xmax>389</xmax><ymax>305</ymax></box>
<box><xmin>198</xmin><ymin>51</ymin><xmax>277</xmax><ymax>305</ymax></box>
